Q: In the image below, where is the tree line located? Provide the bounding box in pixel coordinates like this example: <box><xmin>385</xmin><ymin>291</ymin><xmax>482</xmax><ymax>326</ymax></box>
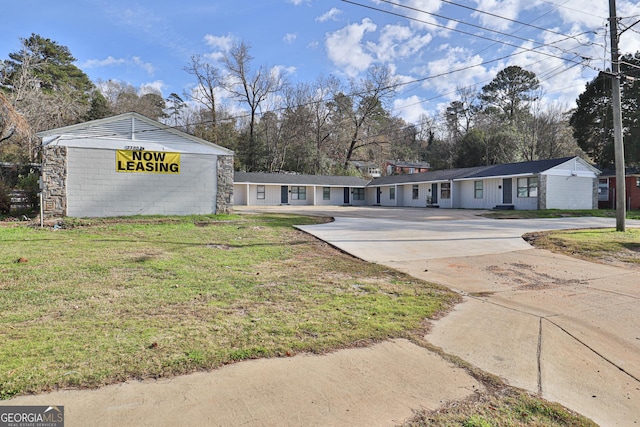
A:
<box><xmin>1</xmin><ymin>33</ymin><xmax>639</xmax><ymax>176</ymax></box>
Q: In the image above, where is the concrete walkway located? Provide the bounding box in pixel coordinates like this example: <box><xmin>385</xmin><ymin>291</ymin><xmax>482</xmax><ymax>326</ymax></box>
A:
<box><xmin>297</xmin><ymin>212</ymin><xmax>640</xmax><ymax>426</ymax></box>
<box><xmin>6</xmin><ymin>340</ymin><xmax>479</xmax><ymax>427</ymax></box>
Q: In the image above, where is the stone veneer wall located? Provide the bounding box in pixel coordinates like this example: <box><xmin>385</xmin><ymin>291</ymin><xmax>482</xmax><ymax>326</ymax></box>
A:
<box><xmin>537</xmin><ymin>174</ymin><xmax>547</xmax><ymax>210</ymax></box>
<box><xmin>216</xmin><ymin>155</ymin><xmax>234</xmax><ymax>214</ymax></box>
<box><xmin>592</xmin><ymin>178</ymin><xmax>599</xmax><ymax>209</ymax></box>
<box><xmin>41</xmin><ymin>146</ymin><xmax>68</xmax><ymax>218</ymax></box>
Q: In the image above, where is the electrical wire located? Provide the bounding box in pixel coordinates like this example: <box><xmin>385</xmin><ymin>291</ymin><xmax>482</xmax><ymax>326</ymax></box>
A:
<box><xmin>340</xmin><ymin>0</ymin><xmax>597</xmax><ymax>71</ymax></box>
<box><xmin>383</xmin><ymin>0</ymin><xmax>597</xmax><ymax>48</ymax></box>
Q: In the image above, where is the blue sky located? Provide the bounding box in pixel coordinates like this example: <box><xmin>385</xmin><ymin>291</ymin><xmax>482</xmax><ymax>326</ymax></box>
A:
<box><xmin>2</xmin><ymin>0</ymin><xmax>640</xmax><ymax>124</ymax></box>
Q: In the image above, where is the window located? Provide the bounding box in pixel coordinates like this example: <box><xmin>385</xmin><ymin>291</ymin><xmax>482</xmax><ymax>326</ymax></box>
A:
<box><xmin>256</xmin><ymin>185</ymin><xmax>265</xmax><ymax>200</ymax></box>
<box><xmin>636</xmin><ymin>177</ymin><xmax>640</xmax><ymax>189</ymax></box>
<box><xmin>323</xmin><ymin>187</ymin><xmax>331</xmax><ymax>200</ymax></box>
<box><xmin>390</xmin><ymin>187</ymin><xmax>395</xmax><ymax>200</ymax></box>
<box><xmin>291</xmin><ymin>186</ymin><xmax>306</xmax><ymax>200</ymax></box>
<box><xmin>517</xmin><ymin>177</ymin><xmax>538</xmax><ymax>198</ymax></box>
<box><xmin>598</xmin><ymin>179</ymin><xmax>609</xmax><ymax>201</ymax></box>
<box><xmin>412</xmin><ymin>185</ymin><xmax>419</xmax><ymax>200</ymax></box>
<box><xmin>440</xmin><ymin>182</ymin><xmax>451</xmax><ymax>199</ymax></box>
<box><xmin>353</xmin><ymin>188</ymin><xmax>365</xmax><ymax>201</ymax></box>
<box><xmin>474</xmin><ymin>181</ymin><xmax>483</xmax><ymax>199</ymax></box>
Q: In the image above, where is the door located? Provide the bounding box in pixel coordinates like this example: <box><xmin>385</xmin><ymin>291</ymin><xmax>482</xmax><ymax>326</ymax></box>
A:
<box><xmin>431</xmin><ymin>183</ymin><xmax>438</xmax><ymax>204</ymax></box>
<box><xmin>343</xmin><ymin>187</ymin><xmax>350</xmax><ymax>204</ymax></box>
<box><xmin>503</xmin><ymin>178</ymin><xmax>513</xmax><ymax>204</ymax></box>
<box><xmin>281</xmin><ymin>186</ymin><xmax>289</xmax><ymax>204</ymax></box>
<box><xmin>376</xmin><ymin>188</ymin><xmax>381</xmax><ymax>204</ymax></box>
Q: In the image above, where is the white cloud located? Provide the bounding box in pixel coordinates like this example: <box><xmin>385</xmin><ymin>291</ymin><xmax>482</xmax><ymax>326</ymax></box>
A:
<box><xmin>316</xmin><ymin>7</ymin><xmax>342</xmax><ymax>23</ymax></box>
<box><xmin>82</xmin><ymin>56</ymin><xmax>126</xmax><ymax>68</ymax></box>
<box><xmin>81</xmin><ymin>56</ymin><xmax>155</xmax><ymax>76</ymax></box>
<box><xmin>283</xmin><ymin>33</ymin><xmax>297</xmax><ymax>44</ymax></box>
<box><xmin>325</xmin><ymin>18</ymin><xmax>377</xmax><ymax>76</ymax></box>
<box><xmin>422</xmin><ymin>47</ymin><xmax>492</xmax><ymax>100</ymax></box>
<box><xmin>287</xmin><ymin>0</ymin><xmax>310</xmax><ymax>5</ymax></box>
<box><xmin>389</xmin><ymin>0</ymin><xmax>444</xmax><ymax>31</ymax></box>
<box><xmin>367</xmin><ymin>24</ymin><xmax>433</xmax><ymax>62</ymax></box>
<box><xmin>131</xmin><ymin>57</ymin><xmax>156</xmax><ymax>76</ymax></box>
<box><xmin>271</xmin><ymin>65</ymin><xmax>296</xmax><ymax>77</ymax></box>
<box><xmin>472</xmin><ymin>0</ymin><xmax>524</xmax><ymax>31</ymax></box>
<box><xmin>140</xmin><ymin>80</ymin><xmax>166</xmax><ymax>95</ymax></box>
<box><xmin>204</xmin><ymin>33</ymin><xmax>235</xmax><ymax>52</ymax></box>
<box><xmin>393</xmin><ymin>95</ymin><xmax>430</xmax><ymax>123</ymax></box>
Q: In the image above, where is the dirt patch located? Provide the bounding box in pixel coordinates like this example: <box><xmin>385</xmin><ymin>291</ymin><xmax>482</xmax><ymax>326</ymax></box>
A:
<box><xmin>485</xmin><ymin>262</ymin><xmax>583</xmax><ymax>291</ymax></box>
<box><xmin>205</xmin><ymin>243</ymin><xmax>235</xmax><ymax>250</ymax></box>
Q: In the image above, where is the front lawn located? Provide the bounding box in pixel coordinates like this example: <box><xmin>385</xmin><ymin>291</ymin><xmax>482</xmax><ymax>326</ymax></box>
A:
<box><xmin>0</xmin><ymin>214</ymin><xmax>457</xmax><ymax>398</ymax></box>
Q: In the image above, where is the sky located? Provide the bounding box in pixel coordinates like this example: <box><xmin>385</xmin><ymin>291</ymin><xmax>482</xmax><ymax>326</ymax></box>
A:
<box><xmin>2</xmin><ymin>0</ymin><xmax>640</xmax><ymax>125</ymax></box>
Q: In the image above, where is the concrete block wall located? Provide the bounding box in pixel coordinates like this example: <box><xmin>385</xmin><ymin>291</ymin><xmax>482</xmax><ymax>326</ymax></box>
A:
<box><xmin>66</xmin><ymin>148</ymin><xmax>218</xmax><ymax>217</ymax></box>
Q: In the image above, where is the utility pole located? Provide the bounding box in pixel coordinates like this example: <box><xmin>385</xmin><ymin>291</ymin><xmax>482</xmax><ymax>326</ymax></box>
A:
<box><xmin>609</xmin><ymin>0</ymin><xmax>626</xmax><ymax>231</ymax></box>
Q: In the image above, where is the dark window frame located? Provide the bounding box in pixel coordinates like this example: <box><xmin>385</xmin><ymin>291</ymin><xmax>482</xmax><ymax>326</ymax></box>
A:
<box><xmin>474</xmin><ymin>181</ymin><xmax>483</xmax><ymax>199</ymax></box>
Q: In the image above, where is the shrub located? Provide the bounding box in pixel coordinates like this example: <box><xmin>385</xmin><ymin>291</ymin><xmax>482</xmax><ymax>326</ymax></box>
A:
<box><xmin>0</xmin><ymin>180</ymin><xmax>11</xmax><ymax>214</ymax></box>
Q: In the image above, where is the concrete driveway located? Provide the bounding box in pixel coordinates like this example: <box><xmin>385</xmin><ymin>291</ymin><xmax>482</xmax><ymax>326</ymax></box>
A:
<box><xmin>296</xmin><ymin>207</ymin><xmax>640</xmax><ymax>426</ymax></box>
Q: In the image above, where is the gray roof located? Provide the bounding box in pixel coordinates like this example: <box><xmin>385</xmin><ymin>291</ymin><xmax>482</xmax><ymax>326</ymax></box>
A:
<box><xmin>599</xmin><ymin>167</ymin><xmax>640</xmax><ymax>177</ymax></box>
<box><xmin>370</xmin><ymin>165</ymin><xmax>492</xmax><ymax>186</ymax></box>
<box><xmin>464</xmin><ymin>157</ymin><xmax>575</xmax><ymax>179</ymax></box>
<box><xmin>235</xmin><ymin>157</ymin><xmax>596</xmax><ymax>188</ymax></box>
<box><xmin>234</xmin><ymin>172</ymin><xmax>369</xmax><ymax>187</ymax></box>
<box><xmin>370</xmin><ymin>157</ymin><xmax>587</xmax><ymax>186</ymax></box>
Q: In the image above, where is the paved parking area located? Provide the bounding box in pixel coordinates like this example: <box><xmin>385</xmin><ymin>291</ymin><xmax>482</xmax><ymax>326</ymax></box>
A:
<box><xmin>296</xmin><ymin>207</ymin><xmax>640</xmax><ymax>426</ymax></box>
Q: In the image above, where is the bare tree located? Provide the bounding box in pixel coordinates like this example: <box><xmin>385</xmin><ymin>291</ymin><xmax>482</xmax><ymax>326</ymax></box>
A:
<box><xmin>96</xmin><ymin>80</ymin><xmax>166</xmax><ymax>120</ymax></box>
<box><xmin>221</xmin><ymin>40</ymin><xmax>287</xmax><ymax>171</ymax></box>
<box><xmin>183</xmin><ymin>55</ymin><xmax>223</xmax><ymax>142</ymax></box>
<box><xmin>0</xmin><ymin>92</ymin><xmax>32</xmax><ymax>144</ymax></box>
<box><xmin>337</xmin><ymin>64</ymin><xmax>398</xmax><ymax>169</ymax></box>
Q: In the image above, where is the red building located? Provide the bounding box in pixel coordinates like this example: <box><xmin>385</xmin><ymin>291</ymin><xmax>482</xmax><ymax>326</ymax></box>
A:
<box><xmin>384</xmin><ymin>161</ymin><xmax>431</xmax><ymax>175</ymax></box>
<box><xmin>598</xmin><ymin>168</ymin><xmax>640</xmax><ymax>210</ymax></box>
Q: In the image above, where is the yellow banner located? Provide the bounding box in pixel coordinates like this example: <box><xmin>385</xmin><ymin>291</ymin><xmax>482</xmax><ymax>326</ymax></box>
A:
<box><xmin>116</xmin><ymin>150</ymin><xmax>180</xmax><ymax>174</ymax></box>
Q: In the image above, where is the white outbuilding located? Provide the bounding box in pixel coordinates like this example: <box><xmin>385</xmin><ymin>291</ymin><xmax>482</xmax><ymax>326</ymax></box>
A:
<box><xmin>39</xmin><ymin>112</ymin><xmax>234</xmax><ymax>218</ymax></box>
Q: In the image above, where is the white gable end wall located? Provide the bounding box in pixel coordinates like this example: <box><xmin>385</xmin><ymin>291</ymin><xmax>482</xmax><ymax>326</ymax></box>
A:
<box><xmin>542</xmin><ymin>158</ymin><xmax>598</xmax><ymax>209</ymax></box>
<box><xmin>66</xmin><ymin>147</ymin><xmax>217</xmax><ymax>217</ymax></box>
<box><xmin>544</xmin><ymin>174</ymin><xmax>594</xmax><ymax>209</ymax></box>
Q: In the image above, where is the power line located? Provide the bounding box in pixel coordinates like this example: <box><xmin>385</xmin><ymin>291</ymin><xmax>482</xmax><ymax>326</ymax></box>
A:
<box><xmin>392</xmin><ymin>0</ymin><xmax>596</xmax><ymax>47</ymax></box>
<box><xmin>340</xmin><ymin>0</ymin><xmax>596</xmax><ymax>70</ymax></box>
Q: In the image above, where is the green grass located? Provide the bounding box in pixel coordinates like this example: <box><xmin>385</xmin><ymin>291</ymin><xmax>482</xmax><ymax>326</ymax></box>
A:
<box><xmin>483</xmin><ymin>209</ymin><xmax>640</xmax><ymax>220</ymax></box>
<box><xmin>0</xmin><ymin>214</ymin><xmax>458</xmax><ymax>399</ymax></box>
<box><xmin>406</xmin><ymin>388</ymin><xmax>597</xmax><ymax>427</ymax></box>
<box><xmin>525</xmin><ymin>227</ymin><xmax>640</xmax><ymax>265</ymax></box>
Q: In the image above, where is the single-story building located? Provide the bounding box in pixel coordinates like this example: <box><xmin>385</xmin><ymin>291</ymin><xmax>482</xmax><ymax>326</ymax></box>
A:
<box><xmin>598</xmin><ymin>168</ymin><xmax>640</xmax><ymax>210</ymax></box>
<box><xmin>234</xmin><ymin>157</ymin><xmax>600</xmax><ymax>210</ymax></box>
<box><xmin>38</xmin><ymin>112</ymin><xmax>234</xmax><ymax>218</ymax></box>
<box><xmin>370</xmin><ymin>157</ymin><xmax>599</xmax><ymax>210</ymax></box>
<box><xmin>234</xmin><ymin>172</ymin><xmax>369</xmax><ymax>206</ymax></box>
<box><xmin>384</xmin><ymin>160</ymin><xmax>431</xmax><ymax>175</ymax></box>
